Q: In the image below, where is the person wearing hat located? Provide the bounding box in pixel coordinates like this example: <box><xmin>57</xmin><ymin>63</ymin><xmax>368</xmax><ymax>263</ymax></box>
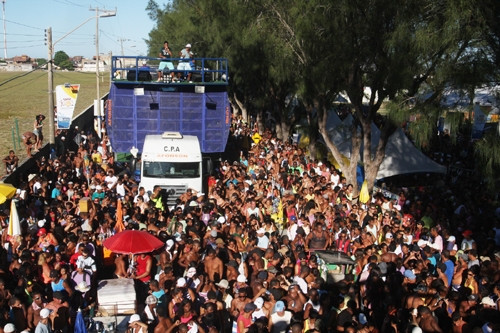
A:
<box><xmin>142</xmin><ymin>295</ymin><xmax>158</xmax><ymax>328</ymax></box>
<box><xmin>461</xmin><ymin>230</ymin><xmax>476</xmax><ymax>251</ymax></box>
<box><xmin>3</xmin><ymin>323</ymin><xmax>15</xmax><ymax>333</ymax></box>
<box><xmin>36</xmin><ymin>228</ymin><xmax>58</xmax><ymax>252</ymax></box>
<box><xmin>252</xmin><ymin>297</ymin><xmax>267</xmax><ymax>321</ymax></box>
<box><xmin>215</xmin><ymin>279</ymin><xmax>233</xmax><ymax>309</ymax></box>
<box><xmin>269</xmin><ymin>300</ymin><xmax>292</xmax><ymax>333</ymax></box>
<box><xmin>282</xmin><ymin>284</ymin><xmax>306</xmax><ymax>314</ymax></box>
<box><xmin>256</xmin><ymin>227</ymin><xmax>269</xmax><ymax>251</ymax></box>
<box><xmin>177</xmin><ymin>43</ymin><xmax>194</xmax><ymax>81</ymax></box>
<box><xmin>128</xmin><ymin>313</ymin><xmax>148</xmax><ymax>333</ymax></box>
<box><xmin>34</xmin><ymin>308</ymin><xmax>54</xmax><ymax>333</ymax></box>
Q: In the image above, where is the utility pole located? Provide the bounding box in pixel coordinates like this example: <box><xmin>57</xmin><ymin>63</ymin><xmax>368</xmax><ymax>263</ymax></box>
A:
<box><xmin>89</xmin><ymin>7</ymin><xmax>116</xmax><ymax>138</ymax></box>
<box><xmin>118</xmin><ymin>38</ymin><xmax>131</xmax><ymax>56</ymax></box>
<box><xmin>2</xmin><ymin>0</ymin><xmax>6</xmax><ymax>59</ymax></box>
<box><xmin>47</xmin><ymin>27</ymin><xmax>55</xmax><ymax>148</ymax></box>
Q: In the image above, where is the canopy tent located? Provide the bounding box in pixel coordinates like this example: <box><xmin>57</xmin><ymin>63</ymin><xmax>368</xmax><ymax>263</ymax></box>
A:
<box><xmin>375</xmin><ymin>128</ymin><xmax>446</xmax><ymax>179</ymax></box>
<box><xmin>325</xmin><ymin>112</ymin><xmax>446</xmax><ymax>179</ymax></box>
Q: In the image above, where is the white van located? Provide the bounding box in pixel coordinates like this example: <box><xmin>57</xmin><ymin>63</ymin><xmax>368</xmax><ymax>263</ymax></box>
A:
<box><xmin>139</xmin><ymin>132</ymin><xmax>202</xmax><ymax>203</ymax></box>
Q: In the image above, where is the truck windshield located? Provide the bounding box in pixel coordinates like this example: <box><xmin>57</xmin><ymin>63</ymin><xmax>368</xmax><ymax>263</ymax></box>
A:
<box><xmin>142</xmin><ymin>161</ymin><xmax>200</xmax><ymax>178</ymax></box>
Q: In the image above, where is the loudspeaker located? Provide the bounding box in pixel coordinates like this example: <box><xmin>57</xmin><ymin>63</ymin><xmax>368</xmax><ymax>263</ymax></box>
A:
<box><xmin>127</xmin><ymin>70</ymin><xmax>152</xmax><ymax>81</ymax></box>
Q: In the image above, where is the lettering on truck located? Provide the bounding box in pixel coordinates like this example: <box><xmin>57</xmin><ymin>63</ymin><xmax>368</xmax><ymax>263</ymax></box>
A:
<box><xmin>154</xmin><ymin>153</ymin><xmax>189</xmax><ymax>158</ymax></box>
<box><xmin>164</xmin><ymin>146</ymin><xmax>181</xmax><ymax>152</ymax></box>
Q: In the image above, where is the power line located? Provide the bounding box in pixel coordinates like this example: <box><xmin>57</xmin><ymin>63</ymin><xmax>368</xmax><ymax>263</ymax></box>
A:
<box><xmin>0</xmin><ymin>44</ymin><xmax>44</xmax><ymax>49</ymax></box>
<box><xmin>0</xmin><ymin>18</ymin><xmax>44</xmax><ymax>31</ymax></box>
<box><xmin>0</xmin><ymin>69</ymin><xmax>44</xmax><ymax>88</ymax></box>
<box><xmin>50</xmin><ymin>0</ymin><xmax>87</xmax><ymax>8</ymax></box>
<box><xmin>4</xmin><ymin>33</ymin><xmax>42</xmax><ymax>37</ymax></box>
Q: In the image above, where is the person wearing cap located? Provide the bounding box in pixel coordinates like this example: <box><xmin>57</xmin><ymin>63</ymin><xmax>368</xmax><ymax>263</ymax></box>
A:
<box><xmin>268</xmin><ymin>300</ymin><xmax>292</xmax><ymax>333</ymax></box>
<box><xmin>252</xmin><ymin>297</ymin><xmax>267</xmax><ymax>321</ymax></box>
<box><xmin>461</xmin><ymin>230</ymin><xmax>476</xmax><ymax>251</ymax></box>
<box><xmin>34</xmin><ymin>307</ymin><xmax>55</xmax><ymax>333</ymax></box>
<box><xmin>36</xmin><ymin>228</ymin><xmax>58</xmax><ymax>251</ymax></box>
<box><xmin>282</xmin><ymin>284</ymin><xmax>306</xmax><ymax>314</ymax></box>
<box><xmin>128</xmin><ymin>313</ymin><xmax>148</xmax><ymax>333</ymax></box>
<box><xmin>215</xmin><ymin>279</ymin><xmax>233</xmax><ymax>309</ymax></box>
<box><xmin>236</xmin><ymin>302</ymin><xmax>256</xmax><ymax>333</ymax></box>
<box><xmin>256</xmin><ymin>227</ymin><xmax>269</xmax><ymax>251</ymax></box>
<box><xmin>143</xmin><ymin>295</ymin><xmax>158</xmax><ymax>328</ymax></box>
<box><xmin>177</xmin><ymin>43</ymin><xmax>194</xmax><ymax>81</ymax></box>
<box><xmin>3</xmin><ymin>323</ymin><xmax>16</xmax><ymax>333</ymax></box>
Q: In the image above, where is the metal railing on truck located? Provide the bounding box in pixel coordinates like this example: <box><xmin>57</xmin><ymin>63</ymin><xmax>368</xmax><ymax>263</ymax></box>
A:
<box><xmin>111</xmin><ymin>56</ymin><xmax>229</xmax><ymax>85</ymax></box>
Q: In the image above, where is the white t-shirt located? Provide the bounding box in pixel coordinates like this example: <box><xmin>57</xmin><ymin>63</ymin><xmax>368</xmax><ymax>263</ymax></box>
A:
<box><xmin>270</xmin><ymin>311</ymin><xmax>292</xmax><ymax>333</ymax></box>
<box><xmin>105</xmin><ymin>175</ymin><xmax>118</xmax><ymax>190</ymax></box>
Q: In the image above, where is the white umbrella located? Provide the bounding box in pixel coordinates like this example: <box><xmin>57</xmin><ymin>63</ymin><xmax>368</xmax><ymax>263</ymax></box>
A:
<box><xmin>8</xmin><ymin>200</ymin><xmax>20</xmax><ymax>236</ymax></box>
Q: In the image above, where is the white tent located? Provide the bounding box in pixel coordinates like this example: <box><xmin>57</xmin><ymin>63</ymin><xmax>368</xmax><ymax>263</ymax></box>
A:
<box><xmin>376</xmin><ymin>128</ymin><xmax>446</xmax><ymax>179</ymax></box>
<box><xmin>326</xmin><ymin>112</ymin><xmax>447</xmax><ymax>179</ymax></box>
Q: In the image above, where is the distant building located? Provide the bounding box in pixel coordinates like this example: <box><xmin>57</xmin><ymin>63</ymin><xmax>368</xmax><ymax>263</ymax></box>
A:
<box><xmin>0</xmin><ymin>55</ymin><xmax>34</xmax><ymax>71</ymax></box>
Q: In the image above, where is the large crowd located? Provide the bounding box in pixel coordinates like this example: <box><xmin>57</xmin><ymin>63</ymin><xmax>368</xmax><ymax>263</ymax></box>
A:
<box><xmin>0</xmin><ymin>113</ymin><xmax>499</xmax><ymax>333</ymax></box>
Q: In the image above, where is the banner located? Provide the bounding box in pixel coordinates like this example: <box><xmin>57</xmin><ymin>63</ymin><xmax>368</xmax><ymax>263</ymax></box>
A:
<box><xmin>55</xmin><ymin>84</ymin><xmax>80</xmax><ymax>129</ymax></box>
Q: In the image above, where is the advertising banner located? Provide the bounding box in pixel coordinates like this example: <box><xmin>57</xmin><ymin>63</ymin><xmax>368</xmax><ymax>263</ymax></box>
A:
<box><xmin>55</xmin><ymin>84</ymin><xmax>80</xmax><ymax>129</ymax></box>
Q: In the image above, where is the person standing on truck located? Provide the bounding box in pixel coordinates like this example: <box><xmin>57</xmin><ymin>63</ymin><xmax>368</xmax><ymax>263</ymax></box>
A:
<box><xmin>157</xmin><ymin>41</ymin><xmax>174</xmax><ymax>82</ymax></box>
<box><xmin>177</xmin><ymin>43</ymin><xmax>194</xmax><ymax>82</ymax></box>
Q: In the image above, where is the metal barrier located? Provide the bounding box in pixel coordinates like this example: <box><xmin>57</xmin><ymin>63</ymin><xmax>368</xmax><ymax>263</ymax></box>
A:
<box><xmin>111</xmin><ymin>56</ymin><xmax>229</xmax><ymax>85</ymax></box>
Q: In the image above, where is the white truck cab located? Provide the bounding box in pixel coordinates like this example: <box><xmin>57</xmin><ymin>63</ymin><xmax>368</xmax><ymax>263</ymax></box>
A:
<box><xmin>139</xmin><ymin>132</ymin><xmax>202</xmax><ymax>203</ymax></box>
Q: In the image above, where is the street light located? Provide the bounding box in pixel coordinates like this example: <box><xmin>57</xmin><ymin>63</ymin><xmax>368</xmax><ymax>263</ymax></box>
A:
<box><xmin>92</xmin><ymin>8</ymin><xmax>116</xmax><ymax>138</ymax></box>
<box><xmin>47</xmin><ymin>8</ymin><xmax>115</xmax><ymax>155</ymax></box>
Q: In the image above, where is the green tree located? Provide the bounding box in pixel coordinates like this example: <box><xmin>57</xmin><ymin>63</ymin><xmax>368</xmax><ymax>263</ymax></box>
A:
<box><xmin>58</xmin><ymin>59</ymin><xmax>74</xmax><ymax>71</ymax></box>
<box><xmin>53</xmin><ymin>51</ymin><xmax>70</xmax><ymax>67</ymax></box>
<box><xmin>145</xmin><ymin>0</ymin><xmax>300</xmax><ymax>140</ymax></box>
<box><xmin>36</xmin><ymin>58</ymin><xmax>47</xmax><ymax>68</ymax></box>
<box><xmin>144</xmin><ymin>0</ymin><xmax>497</xmax><ymax>192</ymax></box>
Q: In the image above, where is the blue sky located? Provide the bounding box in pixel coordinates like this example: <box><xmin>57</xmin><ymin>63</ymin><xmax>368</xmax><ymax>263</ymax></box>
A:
<box><xmin>0</xmin><ymin>0</ymin><xmax>168</xmax><ymax>59</ymax></box>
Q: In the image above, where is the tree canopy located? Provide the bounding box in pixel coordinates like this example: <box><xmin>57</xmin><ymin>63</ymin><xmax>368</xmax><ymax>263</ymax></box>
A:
<box><xmin>145</xmin><ymin>0</ymin><xmax>500</xmax><ymax>191</ymax></box>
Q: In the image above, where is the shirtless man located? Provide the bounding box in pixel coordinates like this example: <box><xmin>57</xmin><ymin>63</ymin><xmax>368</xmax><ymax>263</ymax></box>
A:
<box><xmin>380</xmin><ymin>243</ymin><xmax>399</xmax><ymax>263</ymax></box>
<box><xmin>282</xmin><ymin>284</ymin><xmax>306</xmax><ymax>313</ymax></box>
<box><xmin>154</xmin><ymin>306</ymin><xmax>173</xmax><ymax>333</ymax></box>
<box><xmin>22</xmin><ymin>132</ymin><xmax>36</xmax><ymax>157</ymax></box>
<box><xmin>204</xmin><ymin>248</ymin><xmax>223</xmax><ymax>282</ymax></box>
<box><xmin>230</xmin><ymin>289</ymin><xmax>251</xmax><ymax>320</ymax></box>
<box><xmin>417</xmin><ymin>305</ymin><xmax>442</xmax><ymax>332</ymax></box>
<box><xmin>73</xmin><ymin>152</ymin><xmax>84</xmax><ymax>177</ymax></box>
<box><xmin>178</xmin><ymin>240</ymin><xmax>201</xmax><ymax>270</ymax></box>
<box><xmin>226</xmin><ymin>260</ymin><xmax>239</xmax><ymax>282</ymax></box>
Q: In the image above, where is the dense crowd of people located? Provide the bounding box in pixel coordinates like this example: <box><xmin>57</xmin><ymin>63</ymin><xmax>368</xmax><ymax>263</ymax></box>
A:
<box><xmin>0</xmin><ymin>113</ymin><xmax>499</xmax><ymax>333</ymax></box>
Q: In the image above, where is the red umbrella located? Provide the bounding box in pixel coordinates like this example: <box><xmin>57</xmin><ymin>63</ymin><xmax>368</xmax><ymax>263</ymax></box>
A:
<box><xmin>103</xmin><ymin>230</ymin><xmax>164</xmax><ymax>254</ymax></box>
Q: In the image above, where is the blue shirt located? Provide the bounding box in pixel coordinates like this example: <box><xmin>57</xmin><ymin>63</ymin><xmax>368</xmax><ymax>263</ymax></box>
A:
<box><xmin>444</xmin><ymin>259</ymin><xmax>454</xmax><ymax>285</ymax></box>
<box><xmin>51</xmin><ymin>187</ymin><xmax>61</xmax><ymax>199</ymax></box>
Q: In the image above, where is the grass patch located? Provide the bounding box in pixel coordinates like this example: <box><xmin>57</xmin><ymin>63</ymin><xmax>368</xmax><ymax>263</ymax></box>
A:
<box><xmin>0</xmin><ymin>70</ymin><xmax>110</xmax><ymax>177</ymax></box>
